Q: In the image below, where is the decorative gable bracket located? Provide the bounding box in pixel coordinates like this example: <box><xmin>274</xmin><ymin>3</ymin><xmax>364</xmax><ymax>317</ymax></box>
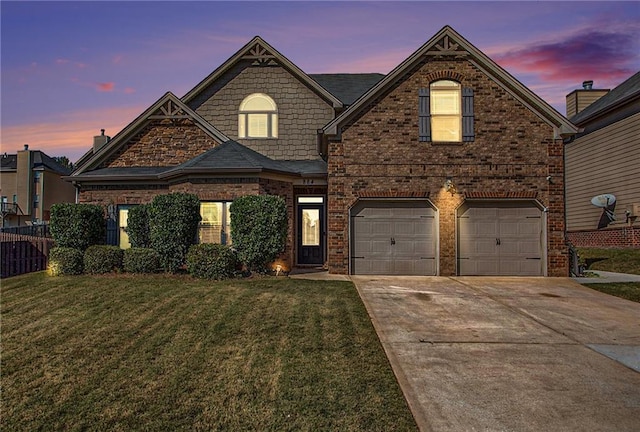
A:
<box><xmin>242</xmin><ymin>42</ymin><xmax>278</xmax><ymax>66</ymax></box>
<box><xmin>149</xmin><ymin>99</ymin><xmax>190</xmax><ymax>120</ymax></box>
<box><xmin>426</xmin><ymin>35</ymin><xmax>468</xmax><ymax>58</ymax></box>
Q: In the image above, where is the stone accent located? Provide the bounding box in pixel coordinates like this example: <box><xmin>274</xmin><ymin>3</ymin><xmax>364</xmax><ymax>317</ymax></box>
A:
<box><xmin>188</xmin><ymin>61</ymin><xmax>334</xmax><ymax>161</ymax></box>
<box><xmin>327</xmin><ymin>58</ymin><xmax>568</xmax><ymax>276</ymax></box>
<box><xmin>102</xmin><ymin>118</ymin><xmax>219</xmax><ymax>168</ymax></box>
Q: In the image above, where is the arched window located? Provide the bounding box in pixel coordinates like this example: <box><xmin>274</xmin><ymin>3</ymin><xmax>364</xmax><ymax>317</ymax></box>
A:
<box><xmin>238</xmin><ymin>93</ymin><xmax>278</xmax><ymax>138</ymax></box>
<box><xmin>430</xmin><ymin>80</ymin><xmax>461</xmax><ymax>142</ymax></box>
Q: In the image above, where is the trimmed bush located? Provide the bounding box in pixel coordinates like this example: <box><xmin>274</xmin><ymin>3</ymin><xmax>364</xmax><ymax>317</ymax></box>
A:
<box><xmin>148</xmin><ymin>193</ymin><xmax>201</xmax><ymax>273</ymax></box>
<box><xmin>50</xmin><ymin>203</ymin><xmax>105</xmax><ymax>251</ymax></box>
<box><xmin>125</xmin><ymin>205</ymin><xmax>151</xmax><ymax>248</ymax></box>
<box><xmin>83</xmin><ymin>245</ymin><xmax>124</xmax><ymax>274</ymax></box>
<box><xmin>123</xmin><ymin>248</ymin><xmax>161</xmax><ymax>273</ymax></box>
<box><xmin>186</xmin><ymin>243</ymin><xmax>239</xmax><ymax>280</ymax></box>
<box><xmin>48</xmin><ymin>247</ymin><xmax>84</xmax><ymax>276</ymax></box>
<box><xmin>230</xmin><ymin>195</ymin><xmax>288</xmax><ymax>273</ymax></box>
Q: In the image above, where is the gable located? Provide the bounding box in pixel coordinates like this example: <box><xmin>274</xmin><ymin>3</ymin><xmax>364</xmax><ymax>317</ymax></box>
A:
<box><xmin>73</xmin><ymin>92</ymin><xmax>229</xmax><ymax>175</ymax></box>
<box><xmin>181</xmin><ymin>37</ymin><xmax>338</xmax><ymax>161</ymax></box>
<box><xmin>183</xmin><ymin>37</ymin><xmax>342</xmax><ymax>110</ymax></box>
<box><xmin>323</xmin><ymin>26</ymin><xmax>578</xmax><ymax>140</ymax></box>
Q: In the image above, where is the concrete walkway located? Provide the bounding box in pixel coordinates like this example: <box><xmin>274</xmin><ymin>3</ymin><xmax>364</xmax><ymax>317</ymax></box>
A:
<box><xmin>573</xmin><ymin>270</ymin><xmax>640</xmax><ymax>284</ymax></box>
<box><xmin>351</xmin><ymin>276</ymin><xmax>640</xmax><ymax>432</ymax></box>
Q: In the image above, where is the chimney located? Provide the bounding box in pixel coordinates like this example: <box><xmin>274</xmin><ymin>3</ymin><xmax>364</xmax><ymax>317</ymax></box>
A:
<box><xmin>566</xmin><ymin>80</ymin><xmax>610</xmax><ymax>118</ymax></box>
<box><xmin>93</xmin><ymin>129</ymin><xmax>111</xmax><ymax>153</ymax></box>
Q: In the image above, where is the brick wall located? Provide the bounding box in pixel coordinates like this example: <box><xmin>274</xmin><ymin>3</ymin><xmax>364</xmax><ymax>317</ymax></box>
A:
<box><xmin>568</xmin><ymin>227</ymin><xmax>640</xmax><ymax>248</ymax></box>
<box><xmin>102</xmin><ymin>118</ymin><xmax>219</xmax><ymax>168</ymax></box>
<box><xmin>328</xmin><ymin>59</ymin><xmax>568</xmax><ymax>276</ymax></box>
<box><xmin>78</xmin><ymin>178</ymin><xmax>297</xmax><ymax>268</ymax></box>
<box><xmin>188</xmin><ymin>61</ymin><xmax>334</xmax><ymax>161</ymax></box>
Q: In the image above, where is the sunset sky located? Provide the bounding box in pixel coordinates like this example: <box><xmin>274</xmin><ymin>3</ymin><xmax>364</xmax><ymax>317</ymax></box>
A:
<box><xmin>2</xmin><ymin>1</ymin><xmax>639</xmax><ymax>163</ymax></box>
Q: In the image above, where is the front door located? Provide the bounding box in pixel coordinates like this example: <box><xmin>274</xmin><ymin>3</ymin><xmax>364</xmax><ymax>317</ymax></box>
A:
<box><xmin>297</xmin><ymin>197</ymin><xmax>325</xmax><ymax>265</ymax></box>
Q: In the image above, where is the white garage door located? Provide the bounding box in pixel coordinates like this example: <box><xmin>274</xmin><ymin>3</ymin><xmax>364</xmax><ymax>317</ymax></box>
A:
<box><xmin>351</xmin><ymin>201</ymin><xmax>437</xmax><ymax>275</ymax></box>
<box><xmin>458</xmin><ymin>202</ymin><xmax>543</xmax><ymax>276</ymax></box>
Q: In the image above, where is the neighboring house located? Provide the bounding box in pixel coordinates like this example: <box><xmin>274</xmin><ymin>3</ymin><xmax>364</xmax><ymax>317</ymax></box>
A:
<box><xmin>0</xmin><ymin>145</ymin><xmax>76</xmax><ymax>228</ymax></box>
<box><xmin>564</xmin><ymin>72</ymin><xmax>640</xmax><ymax>248</ymax></box>
<box><xmin>67</xmin><ymin>26</ymin><xmax>577</xmax><ymax>276</ymax></box>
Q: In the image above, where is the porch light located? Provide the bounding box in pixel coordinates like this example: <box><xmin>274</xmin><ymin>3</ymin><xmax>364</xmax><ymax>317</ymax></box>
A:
<box><xmin>444</xmin><ymin>178</ymin><xmax>457</xmax><ymax>195</ymax></box>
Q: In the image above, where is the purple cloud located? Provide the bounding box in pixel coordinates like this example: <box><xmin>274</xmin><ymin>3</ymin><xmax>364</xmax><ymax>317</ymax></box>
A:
<box><xmin>494</xmin><ymin>29</ymin><xmax>638</xmax><ymax>85</ymax></box>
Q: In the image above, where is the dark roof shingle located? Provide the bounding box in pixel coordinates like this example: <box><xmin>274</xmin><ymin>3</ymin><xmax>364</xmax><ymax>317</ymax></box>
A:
<box><xmin>310</xmin><ymin>73</ymin><xmax>385</xmax><ymax>105</ymax></box>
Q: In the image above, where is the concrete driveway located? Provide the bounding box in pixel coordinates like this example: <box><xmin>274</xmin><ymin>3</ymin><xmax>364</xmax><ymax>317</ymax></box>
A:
<box><xmin>351</xmin><ymin>276</ymin><xmax>640</xmax><ymax>432</ymax></box>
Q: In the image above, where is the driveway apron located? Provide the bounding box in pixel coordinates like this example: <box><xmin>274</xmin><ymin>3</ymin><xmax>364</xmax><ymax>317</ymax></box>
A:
<box><xmin>351</xmin><ymin>276</ymin><xmax>640</xmax><ymax>432</ymax></box>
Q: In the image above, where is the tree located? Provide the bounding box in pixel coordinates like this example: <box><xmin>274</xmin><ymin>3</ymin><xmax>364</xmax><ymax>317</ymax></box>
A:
<box><xmin>53</xmin><ymin>156</ymin><xmax>74</xmax><ymax>171</ymax></box>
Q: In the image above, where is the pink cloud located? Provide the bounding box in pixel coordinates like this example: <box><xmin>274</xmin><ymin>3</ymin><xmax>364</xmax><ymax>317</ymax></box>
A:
<box><xmin>0</xmin><ymin>105</ymin><xmax>145</xmax><ymax>163</ymax></box>
<box><xmin>55</xmin><ymin>58</ymin><xmax>70</xmax><ymax>65</ymax></box>
<box><xmin>112</xmin><ymin>55</ymin><xmax>123</xmax><ymax>64</ymax></box>
<box><xmin>96</xmin><ymin>82</ymin><xmax>115</xmax><ymax>92</ymax></box>
<box><xmin>123</xmin><ymin>87</ymin><xmax>136</xmax><ymax>94</ymax></box>
<box><xmin>492</xmin><ymin>28</ymin><xmax>637</xmax><ymax>86</ymax></box>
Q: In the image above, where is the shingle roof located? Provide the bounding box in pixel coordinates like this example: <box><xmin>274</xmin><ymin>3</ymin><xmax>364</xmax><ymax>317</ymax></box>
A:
<box><xmin>72</xmin><ymin>141</ymin><xmax>327</xmax><ymax>181</ymax></box>
<box><xmin>310</xmin><ymin>74</ymin><xmax>385</xmax><ymax>105</ymax></box>
<box><xmin>0</xmin><ymin>154</ymin><xmax>17</xmax><ymax>170</ymax></box>
<box><xmin>163</xmin><ymin>140</ymin><xmax>293</xmax><ymax>175</ymax></box>
<box><xmin>0</xmin><ymin>151</ymin><xmax>71</xmax><ymax>174</ymax></box>
<box><xmin>570</xmin><ymin>71</ymin><xmax>640</xmax><ymax>125</ymax></box>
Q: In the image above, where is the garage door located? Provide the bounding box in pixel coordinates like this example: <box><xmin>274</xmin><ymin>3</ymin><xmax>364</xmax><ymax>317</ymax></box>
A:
<box><xmin>351</xmin><ymin>201</ymin><xmax>437</xmax><ymax>275</ymax></box>
<box><xmin>458</xmin><ymin>202</ymin><xmax>543</xmax><ymax>276</ymax></box>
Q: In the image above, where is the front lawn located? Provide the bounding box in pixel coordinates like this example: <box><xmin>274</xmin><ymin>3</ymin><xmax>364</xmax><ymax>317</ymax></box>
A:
<box><xmin>582</xmin><ymin>282</ymin><xmax>640</xmax><ymax>303</ymax></box>
<box><xmin>1</xmin><ymin>272</ymin><xmax>417</xmax><ymax>431</ymax></box>
<box><xmin>577</xmin><ymin>248</ymin><xmax>640</xmax><ymax>275</ymax></box>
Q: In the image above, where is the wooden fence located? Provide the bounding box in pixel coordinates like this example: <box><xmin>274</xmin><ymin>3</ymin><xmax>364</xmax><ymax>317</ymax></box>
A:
<box><xmin>0</xmin><ymin>233</ymin><xmax>54</xmax><ymax>278</ymax></box>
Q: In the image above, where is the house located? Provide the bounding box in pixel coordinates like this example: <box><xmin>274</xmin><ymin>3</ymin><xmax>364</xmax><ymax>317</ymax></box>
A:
<box><xmin>564</xmin><ymin>72</ymin><xmax>640</xmax><ymax>248</ymax></box>
<box><xmin>1</xmin><ymin>145</ymin><xmax>76</xmax><ymax>228</ymax></box>
<box><xmin>67</xmin><ymin>26</ymin><xmax>578</xmax><ymax>276</ymax></box>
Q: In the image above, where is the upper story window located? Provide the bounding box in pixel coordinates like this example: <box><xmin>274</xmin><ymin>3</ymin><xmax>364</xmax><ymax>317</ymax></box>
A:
<box><xmin>430</xmin><ymin>80</ymin><xmax>461</xmax><ymax>142</ymax></box>
<box><xmin>238</xmin><ymin>93</ymin><xmax>278</xmax><ymax>138</ymax></box>
<box><xmin>419</xmin><ymin>80</ymin><xmax>474</xmax><ymax>143</ymax></box>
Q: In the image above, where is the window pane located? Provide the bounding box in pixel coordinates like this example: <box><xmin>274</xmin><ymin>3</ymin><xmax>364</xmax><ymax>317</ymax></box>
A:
<box><xmin>432</xmin><ymin>90</ymin><xmax>460</xmax><ymax>114</ymax></box>
<box><xmin>298</xmin><ymin>197</ymin><xmax>324</xmax><ymax>204</ymax></box>
<box><xmin>242</xmin><ymin>94</ymin><xmax>276</xmax><ymax>111</ymax></box>
<box><xmin>432</xmin><ymin>116</ymin><xmax>461</xmax><ymax>141</ymax></box>
<box><xmin>119</xmin><ymin>209</ymin><xmax>131</xmax><ymax>249</ymax></box>
<box><xmin>302</xmin><ymin>209</ymin><xmax>320</xmax><ymax>246</ymax></box>
<box><xmin>225</xmin><ymin>202</ymin><xmax>232</xmax><ymax>246</ymax></box>
<box><xmin>430</xmin><ymin>80</ymin><xmax>458</xmax><ymax>87</ymax></box>
<box><xmin>271</xmin><ymin>113</ymin><xmax>278</xmax><ymax>137</ymax></box>
<box><xmin>248</xmin><ymin>114</ymin><xmax>268</xmax><ymax>137</ymax></box>
<box><xmin>238</xmin><ymin>113</ymin><xmax>246</xmax><ymax>138</ymax></box>
<box><xmin>199</xmin><ymin>202</ymin><xmax>223</xmax><ymax>244</ymax></box>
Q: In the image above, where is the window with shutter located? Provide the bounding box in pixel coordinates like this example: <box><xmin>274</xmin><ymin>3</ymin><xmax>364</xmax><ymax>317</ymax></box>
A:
<box><xmin>421</xmin><ymin>80</ymin><xmax>474</xmax><ymax>143</ymax></box>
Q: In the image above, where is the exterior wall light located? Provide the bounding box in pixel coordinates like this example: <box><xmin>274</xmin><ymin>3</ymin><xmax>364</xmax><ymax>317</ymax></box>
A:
<box><xmin>444</xmin><ymin>178</ymin><xmax>457</xmax><ymax>195</ymax></box>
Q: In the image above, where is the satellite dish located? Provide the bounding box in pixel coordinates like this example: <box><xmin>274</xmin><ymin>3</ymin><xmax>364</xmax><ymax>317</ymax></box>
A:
<box><xmin>591</xmin><ymin>194</ymin><xmax>616</xmax><ymax>208</ymax></box>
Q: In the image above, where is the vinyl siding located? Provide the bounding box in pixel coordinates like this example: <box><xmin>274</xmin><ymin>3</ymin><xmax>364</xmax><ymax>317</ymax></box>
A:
<box><xmin>565</xmin><ymin>112</ymin><xmax>640</xmax><ymax>231</ymax></box>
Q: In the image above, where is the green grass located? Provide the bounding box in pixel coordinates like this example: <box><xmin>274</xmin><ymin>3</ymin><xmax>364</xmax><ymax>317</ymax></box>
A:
<box><xmin>1</xmin><ymin>272</ymin><xmax>417</xmax><ymax>432</ymax></box>
<box><xmin>582</xmin><ymin>283</ymin><xmax>640</xmax><ymax>303</ymax></box>
<box><xmin>576</xmin><ymin>248</ymin><xmax>640</xmax><ymax>302</ymax></box>
<box><xmin>577</xmin><ymin>248</ymin><xmax>640</xmax><ymax>275</ymax></box>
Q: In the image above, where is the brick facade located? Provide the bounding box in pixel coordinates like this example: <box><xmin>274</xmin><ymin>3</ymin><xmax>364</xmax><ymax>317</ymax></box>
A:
<box><xmin>102</xmin><ymin>119</ymin><xmax>219</xmax><ymax>168</ymax></box>
<box><xmin>568</xmin><ymin>227</ymin><xmax>640</xmax><ymax>248</ymax></box>
<box><xmin>327</xmin><ymin>58</ymin><xmax>568</xmax><ymax>276</ymax></box>
<box><xmin>188</xmin><ymin>61</ymin><xmax>334</xmax><ymax>160</ymax></box>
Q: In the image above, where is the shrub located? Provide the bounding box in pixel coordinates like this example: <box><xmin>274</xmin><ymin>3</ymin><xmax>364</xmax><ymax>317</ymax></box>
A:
<box><xmin>148</xmin><ymin>193</ymin><xmax>201</xmax><ymax>273</ymax></box>
<box><xmin>50</xmin><ymin>203</ymin><xmax>105</xmax><ymax>251</ymax></box>
<box><xmin>83</xmin><ymin>245</ymin><xmax>124</xmax><ymax>274</ymax></box>
<box><xmin>123</xmin><ymin>248</ymin><xmax>161</xmax><ymax>273</ymax></box>
<box><xmin>186</xmin><ymin>244</ymin><xmax>239</xmax><ymax>280</ymax></box>
<box><xmin>125</xmin><ymin>205</ymin><xmax>151</xmax><ymax>248</ymax></box>
<box><xmin>48</xmin><ymin>247</ymin><xmax>84</xmax><ymax>276</ymax></box>
<box><xmin>230</xmin><ymin>195</ymin><xmax>288</xmax><ymax>273</ymax></box>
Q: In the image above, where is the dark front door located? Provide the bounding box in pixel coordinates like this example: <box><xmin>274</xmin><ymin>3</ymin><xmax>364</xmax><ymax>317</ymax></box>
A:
<box><xmin>297</xmin><ymin>203</ymin><xmax>324</xmax><ymax>265</ymax></box>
